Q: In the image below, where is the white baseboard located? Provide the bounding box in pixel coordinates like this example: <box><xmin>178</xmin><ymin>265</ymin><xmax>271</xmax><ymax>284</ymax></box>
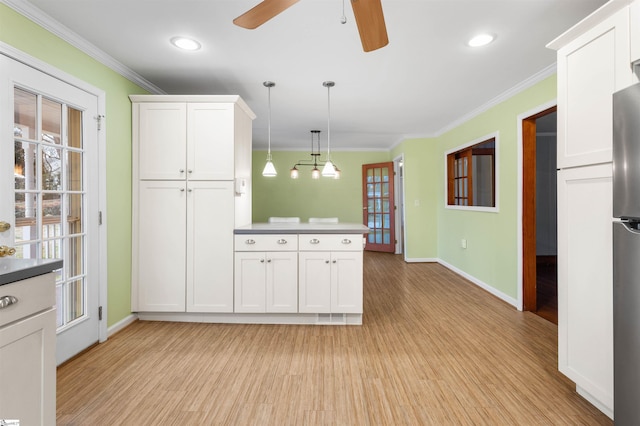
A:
<box><xmin>436</xmin><ymin>259</ymin><xmax>518</xmax><ymax>308</ymax></box>
<box><xmin>136</xmin><ymin>312</ymin><xmax>362</xmax><ymax>325</ymax></box>
<box><xmin>107</xmin><ymin>313</ymin><xmax>138</xmax><ymax>338</ymax></box>
<box><xmin>404</xmin><ymin>257</ymin><xmax>438</xmax><ymax>263</ymax></box>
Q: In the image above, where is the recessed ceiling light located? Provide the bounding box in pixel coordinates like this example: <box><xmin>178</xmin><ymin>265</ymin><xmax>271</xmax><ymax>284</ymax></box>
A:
<box><xmin>170</xmin><ymin>36</ymin><xmax>201</xmax><ymax>51</ymax></box>
<box><xmin>468</xmin><ymin>34</ymin><xmax>495</xmax><ymax>47</ymax></box>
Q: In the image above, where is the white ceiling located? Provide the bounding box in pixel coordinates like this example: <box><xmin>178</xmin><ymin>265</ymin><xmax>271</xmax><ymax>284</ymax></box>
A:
<box><xmin>18</xmin><ymin>0</ymin><xmax>605</xmax><ymax>150</ymax></box>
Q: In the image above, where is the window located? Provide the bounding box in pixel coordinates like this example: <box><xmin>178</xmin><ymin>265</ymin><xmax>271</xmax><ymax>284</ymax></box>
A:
<box><xmin>446</xmin><ymin>135</ymin><xmax>497</xmax><ymax>210</ymax></box>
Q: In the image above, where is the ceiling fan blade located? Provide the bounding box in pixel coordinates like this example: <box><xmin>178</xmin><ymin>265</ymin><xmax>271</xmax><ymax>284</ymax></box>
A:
<box><xmin>350</xmin><ymin>0</ymin><xmax>389</xmax><ymax>52</ymax></box>
<box><xmin>233</xmin><ymin>0</ymin><xmax>300</xmax><ymax>29</ymax></box>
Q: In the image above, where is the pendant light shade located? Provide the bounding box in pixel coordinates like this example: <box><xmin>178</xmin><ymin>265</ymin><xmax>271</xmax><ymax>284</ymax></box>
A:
<box><xmin>262</xmin><ymin>81</ymin><xmax>277</xmax><ymax>177</ymax></box>
<box><xmin>321</xmin><ymin>81</ymin><xmax>337</xmax><ymax>177</ymax></box>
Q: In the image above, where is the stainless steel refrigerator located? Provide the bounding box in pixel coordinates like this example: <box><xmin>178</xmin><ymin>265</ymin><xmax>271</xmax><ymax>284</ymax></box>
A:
<box><xmin>613</xmin><ymin>81</ymin><xmax>640</xmax><ymax>424</ymax></box>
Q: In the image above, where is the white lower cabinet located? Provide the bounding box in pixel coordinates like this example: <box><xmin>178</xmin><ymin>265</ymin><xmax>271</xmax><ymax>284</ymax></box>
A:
<box><xmin>298</xmin><ymin>234</ymin><xmax>363</xmax><ymax>314</ymax></box>
<box><xmin>134</xmin><ymin>180</ymin><xmax>235</xmax><ymax>313</ymax></box>
<box><xmin>0</xmin><ymin>273</ymin><xmax>56</xmax><ymax>425</ymax></box>
<box><xmin>557</xmin><ymin>164</ymin><xmax>613</xmax><ymax>413</ymax></box>
<box><xmin>234</xmin><ymin>235</ymin><xmax>298</xmax><ymax>313</ymax></box>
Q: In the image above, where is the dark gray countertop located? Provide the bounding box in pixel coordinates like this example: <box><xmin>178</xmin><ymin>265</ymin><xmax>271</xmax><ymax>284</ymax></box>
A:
<box><xmin>235</xmin><ymin>223</ymin><xmax>370</xmax><ymax>235</ymax></box>
<box><xmin>0</xmin><ymin>258</ymin><xmax>63</xmax><ymax>286</ymax></box>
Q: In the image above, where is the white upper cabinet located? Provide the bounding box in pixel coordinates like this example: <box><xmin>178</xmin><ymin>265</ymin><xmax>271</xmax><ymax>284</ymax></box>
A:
<box><xmin>137</xmin><ymin>102</ymin><xmax>187</xmax><ymax>180</ymax></box>
<box><xmin>631</xmin><ymin>0</ymin><xmax>640</xmax><ymax>64</ymax></box>
<box><xmin>187</xmin><ymin>103</ymin><xmax>235</xmax><ymax>181</ymax></box>
<box><xmin>554</xmin><ymin>7</ymin><xmax>633</xmax><ymax>169</ymax></box>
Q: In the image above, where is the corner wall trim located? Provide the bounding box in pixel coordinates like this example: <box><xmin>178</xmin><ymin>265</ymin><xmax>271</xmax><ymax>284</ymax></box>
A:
<box><xmin>107</xmin><ymin>314</ymin><xmax>138</xmax><ymax>338</ymax></box>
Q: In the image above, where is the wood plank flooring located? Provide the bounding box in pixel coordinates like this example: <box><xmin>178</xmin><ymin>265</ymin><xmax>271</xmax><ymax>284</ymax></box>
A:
<box><xmin>57</xmin><ymin>252</ymin><xmax>611</xmax><ymax>425</ymax></box>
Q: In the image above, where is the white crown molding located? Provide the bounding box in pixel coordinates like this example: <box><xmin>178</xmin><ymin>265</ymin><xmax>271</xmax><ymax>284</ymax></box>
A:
<box><xmin>393</xmin><ymin>63</ymin><xmax>558</xmax><ymax>148</ymax></box>
<box><xmin>2</xmin><ymin>0</ymin><xmax>165</xmax><ymax>94</ymax></box>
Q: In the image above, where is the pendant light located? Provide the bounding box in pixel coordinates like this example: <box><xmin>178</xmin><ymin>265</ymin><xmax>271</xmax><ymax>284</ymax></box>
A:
<box><xmin>262</xmin><ymin>81</ymin><xmax>277</xmax><ymax>177</ymax></box>
<box><xmin>321</xmin><ymin>81</ymin><xmax>337</xmax><ymax>177</ymax></box>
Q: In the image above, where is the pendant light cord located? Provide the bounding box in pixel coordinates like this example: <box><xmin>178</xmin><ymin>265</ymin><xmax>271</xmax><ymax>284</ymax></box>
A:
<box><xmin>267</xmin><ymin>84</ymin><xmax>272</xmax><ymax>161</ymax></box>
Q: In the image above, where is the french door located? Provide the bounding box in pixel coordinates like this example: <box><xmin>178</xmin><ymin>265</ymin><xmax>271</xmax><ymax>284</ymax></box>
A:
<box><xmin>362</xmin><ymin>162</ymin><xmax>395</xmax><ymax>252</ymax></box>
<box><xmin>0</xmin><ymin>55</ymin><xmax>101</xmax><ymax>364</ymax></box>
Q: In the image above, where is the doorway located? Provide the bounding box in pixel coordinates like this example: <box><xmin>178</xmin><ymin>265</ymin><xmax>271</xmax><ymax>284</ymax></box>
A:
<box><xmin>522</xmin><ymin>106</ymin><xmax>558</xmax><ymax>324</ymax></box>
<box><xmin>362</xmin><ymin>161</ymin><xmax>395</xmax><ymax>252</ymax></box>
<box><xmin>0</xmin><ymin>52</ymin><xmax>105</xmax><ymax>363</ymax></box>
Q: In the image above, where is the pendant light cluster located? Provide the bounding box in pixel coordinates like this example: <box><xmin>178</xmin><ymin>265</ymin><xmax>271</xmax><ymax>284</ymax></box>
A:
<box><xmin>260</xmin><ymin>80</ymin><xmax>341</xmax><ymax>179</ymax></box>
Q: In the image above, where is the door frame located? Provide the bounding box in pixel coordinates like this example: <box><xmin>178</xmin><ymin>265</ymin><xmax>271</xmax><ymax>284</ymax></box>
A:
<box><xmin>2</xmin><ymin>42</ymin><xmax>108</xmax><ymax>343</ymax></box>
<box><xmin>517</xmin><ymin>100</ymin><xmax>557</xmax><ymax>311</ymax></box>
<box><xmin>393</xmin><ymin>154</ymin><xmax>405</xmax><ymax>257</ymax></box>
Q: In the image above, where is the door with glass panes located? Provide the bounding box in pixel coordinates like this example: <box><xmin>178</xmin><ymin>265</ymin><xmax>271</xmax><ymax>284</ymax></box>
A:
<box><xmin>362</xmin><ymin>162</ymin><xmax>395</xmax><ymax>252</ymax></box>
<box><xmin>0</xmin><ymin>55</ymin><xmax>100</xmax><ymax>364</ymax></box>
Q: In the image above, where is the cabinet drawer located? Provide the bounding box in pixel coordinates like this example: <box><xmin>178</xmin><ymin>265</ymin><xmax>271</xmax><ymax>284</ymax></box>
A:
<box><xmin>299</xmin><ymin>234</ymin><xmax>362</xmax><ymax>251</ymax></box>
<box><xmin>235</xmin><ymin>234</ymin><xmax>298</xmax><ymax>251</ymax></box>
<box><xmin>0</xmin><ymin>273</ymin><xmax>56</xmax><ymax>328</ymax></box>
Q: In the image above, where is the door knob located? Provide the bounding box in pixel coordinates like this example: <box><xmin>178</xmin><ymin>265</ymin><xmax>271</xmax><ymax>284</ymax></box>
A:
<box><xmin>0</xmin><ymin>246</ymin><xmax>16</xmax><ymax>257</ymax></box>
<box><xmin>0</xmin><ymin>221</ymin><xmax>10</xmax><ymax>232</ymax></box>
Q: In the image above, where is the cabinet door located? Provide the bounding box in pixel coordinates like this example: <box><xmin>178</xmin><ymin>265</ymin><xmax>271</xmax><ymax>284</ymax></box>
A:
<box><xmin>188</xmin><ymin>103</ymin><xmax>235</xmax><ymax>181</ymax></box>
<box><xmin>266</xmin><ymin>251</ymin><xmax>298</xmax><ymax>313</ymax></box>
<box><xmin>557</xmin><ymin>8</ymin><xmax>632</xmax><ymax>168</ymax></box>
<box><xmin>187</xmin><ymin>181</ymin><xmax>235</xmax><ymax>312</ymax></box>
<box><xmin>0</xmin><ymin>308</ymin><xmax>56</xmax><ymax>425</ymax></box>
<box><xmin>234</xmin><ymin>251</ymin><xmax>267</xmax><ymax>312</ymax></box>
<box><xmin>557</xmin><ymin>164</ymin><xmax>613</xmax><ymax>411</ymax></box>
<box><xmin>298</xmin><ymin>252</ymin><xmax>331</xmax><ymax>313</ymax></box>
<box><xmin>331</xmin><ymin>251</ymin><xmax>363</xmax><ymax>314</ymax></box>
<box><xmin>137</xmin><ymin>102</ymin><xmax>187</xmax><ymax>180</ymax></box>
<box><xmin>134</xmin><ymin>181</ymin><xmax>186</xmax><ymax>312</ymax></box>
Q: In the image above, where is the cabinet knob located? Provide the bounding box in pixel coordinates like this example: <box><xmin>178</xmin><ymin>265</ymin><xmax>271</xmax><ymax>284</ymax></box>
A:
<box><xmin>332</xmin><ymin>260</ymin><xmax>337</xmax><ymax>264</ymax></box>
<box><xmin>179</xmin><ymin>169</ymin><xmax>185</xmax><ymax>173</ymax></box>
<box><xmin>188</xmin><ymin>169</ymin><xmax>193</xmax><ymax>174</ymax></box>
<box><xmin>277</xmin><ymin>239</ymin><xmax>287</xmax><ymax>244</ymax></box>
<box><xmin>188</xmin><ymin>188</ymin><xmax>192</xmax><ymax>192</ymax></box>
<box><xmin>260</xmin><ymin>259</ymin><xmax>265</xmax><ymax>263</ymax></box>
<box><xmin>245</xmin><ymin>239</ymin><xmax>256</xmax><ymax>245</ymax></box>
<box><xmin>325</xmin><ymin>260</ymin><xmax>330</xmax><ymax>264</ymax></box>
<box><xmin>341</xmin><ymin>239</ymin><xmax>352</xmax><ymax>245</ymax></box>
<box><xmin>267</xmin><ymin>259</ymin><xmax>272</xmax><ymax>263</ymax></box>
<box><xmin>0</xmin><ymin>295</ymin><xmax>18</xmax><ymax>309</ymax></box>
<box><xmin>310</xmin><ymin>238</ymin><xmax>320</xmax><ymax>245</ymax></box>
<box><xmin>180</xmin><ymin>188</ymin><xmax>185</xmax><ymax>192</ymax></box>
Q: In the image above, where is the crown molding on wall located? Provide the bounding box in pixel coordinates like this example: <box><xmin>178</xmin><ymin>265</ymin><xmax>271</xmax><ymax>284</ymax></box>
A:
<box><xmin>2</xmin><ymin>0</ymin><xmax>165</xmax><ymax>95</ymax></box>
<box><xmin>392</xmin><ymin>63</ymin><xmax>557</xmax><ymax>148</ymax></box>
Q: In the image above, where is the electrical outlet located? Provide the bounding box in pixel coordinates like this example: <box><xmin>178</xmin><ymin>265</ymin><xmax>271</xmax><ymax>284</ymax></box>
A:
<box><xmin>461</xmin><ymin>239</ymin><xmax>467</xmax><ymax>249</ymax></box>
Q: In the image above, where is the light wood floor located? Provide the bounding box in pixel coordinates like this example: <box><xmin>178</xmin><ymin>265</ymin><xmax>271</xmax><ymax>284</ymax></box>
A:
<box><xmin>57</xmin><ymin>252</ymin><xmax>611</xmax><ymax>425</ymax></box>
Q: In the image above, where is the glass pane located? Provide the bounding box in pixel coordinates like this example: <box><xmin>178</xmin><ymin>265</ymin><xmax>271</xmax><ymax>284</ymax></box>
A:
<box><xmin>65</xmin><ymin>279</ymin><xmax>85</xmax><ymax>323</ymax></box>
<box><xmin>67</xmin><ymin>194</ymin><xmax>83</xmax><ymax>234</ymax></box>
<box><xmin>367</xmin><ymin>168</ymin><xmax>373</xmax><ymax>182</ymax></box>
<box><xmin>368</xmin><ymin>213</ymin><xmax>375</xmax><ymax>228</ymax></box>
<box><xmin>375</xmin><ymin>183</ymin><xmax>381</xmax><ymax>197</ymax></box>
<box><xmin>368</xmin><ymin>199</ymin><xmax>374</xmax><ymax>212</ymax></box>
<box><xmin>68</xmin><ymin>107</ymin><xmax>83</xmax><ymax>149</ymax></box>
<box><xmin>14</xmin><ymin>243</ymin><xmax>37</xmax><ymax>260</ymax></box>
<box><xmin>382</xmin><ymin>183</ymin><xmax>389</xmax><ymax>197</ymax></box>
<box><xmin>381</xmin><ymin>167</ymin><xmax>389</xmax><ymax>180</ymax></box>
<box><xmin>375</xmin><ymin>214</ymin><xmax>381</xmax><ymax>228</ymax></box>
<box><xmin>67</xmin><ymin>151</ymin><xmax>82</xmax><ymax>191</ymax></box>
<box><xmin>43</xmin><ymin>193</ymin><xmax>62</xmax><ymax>237</ymax></box>
<box><xmin>15</xmin><ymin>141</ymin><xmax>37</xmax><ymax>190</ymax></box>
<box><xmin>42</xmin><ymin>146</ymin><xmax>62</xmax><ymax>190</ymax></box>
<box><xmin>463</xmin><ymin>157</ymin><xmax>468</xmax><ymax>174</ymax></box>
<box><xmin>374</xmin><ymin>199</ymin><xmax>381</xmax><ymax>213</ymax></box>
<box><xmin>383</xmin><ymin>230</ymin><xmax>390</xmax><ymax>244</ymax></box>
<box><xmin>67</xmin><ymin>236</ymin><xmax>83</xmax><ymax>279</ymax></box>
<box><xmin>383</xmin><ymin>199</ymin><xmax>389</xmax><ymax>213</ymax></box>
<box><xmin>375</xmin><ymin>230</ymin><xmax>382</xmax><ymax>244</ymax></box>
<box><xmin>15</xmin><ymin>192</ymin><xmax>37</xmax><ymax>242</ymax></box>
<box><xmin>367</xmin><ymin>183</ymin><xmax>374</xmax><ymax>197</ymax></box>
<box><xmin>42</xmin><ymin>97</ymin><xmax>62</xmax><ymax>145</ymax></box>
<box><xmin>368</xmin><ymin>233</ymin><xmax>374</xmax><ymax>243</ymax></box>
<box><xmin>463</xmin><ymin>178</ymin><xmax>468</xmax><ymax>197</ymax></box>
<box><xmin>42</xmin><ymin>238</ymin><xmax>62</xmax><ymax>259</ymax></box>
<box><xmin>383</xmin><ymin>214</ymin><xmax>390</xmax><ymax>228</ymax></box>
<box><xmin>14</xmin><ymin>88</ymin><xmax>36</xmax><ymax>140</ymax></box>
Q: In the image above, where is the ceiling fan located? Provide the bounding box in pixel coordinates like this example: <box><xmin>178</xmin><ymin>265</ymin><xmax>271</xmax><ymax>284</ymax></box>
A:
<box><xmin>233</xmin><ymin>0</ymin><xmax>388</xmax><ymax>52</ymax></box>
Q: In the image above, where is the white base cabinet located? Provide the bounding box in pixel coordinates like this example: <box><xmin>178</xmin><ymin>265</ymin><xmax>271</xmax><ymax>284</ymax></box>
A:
<box><xmin>0</xmin><ymin>273</ymin><xmax>56</xmax><ymax>425</ymax></box>
<box><xmin>557</xmin><ymin>164</ymin><xmax>613</xmax><ymax>414</ymax></box>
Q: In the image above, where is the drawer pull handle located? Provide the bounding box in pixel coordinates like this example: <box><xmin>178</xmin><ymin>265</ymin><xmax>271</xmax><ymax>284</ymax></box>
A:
<box><xmin>277</xmin><ymin>239</ymin><xmax>287</xmax><ymax>244</ymax></box>
<box><xmin>0</xmin><ymin>295</ymin><xmax>18</xmax><ymax>309</ymax></box>
<box><xmin>341</xmin><ymin>239</ymin><xmax>352</xmax><ymax>244</ymax></box>
<box><xmin>260</xmin><ymin>259</ymin><xmax>265</xmax><ymax>263</ymax></box>
<box><xmin>245</xmin><ymin>239</ymin><xmax>256</xmax><ymax>245</ymax></box>
<box><xmin>310</xmin><ymin>239</ymin><xmax>320</xmax><ymax>244</ymax></box>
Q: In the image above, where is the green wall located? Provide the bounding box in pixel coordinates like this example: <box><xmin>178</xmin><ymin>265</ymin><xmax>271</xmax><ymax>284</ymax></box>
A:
<box><xmin>1</xmin><ymin>5</ymin><xmax>149</xmax><ymax>327</ymax></box>
<box><xmin>252</xmin><ymin>151</ymin><xmax>390</xmax><ymax>223</ymax></box>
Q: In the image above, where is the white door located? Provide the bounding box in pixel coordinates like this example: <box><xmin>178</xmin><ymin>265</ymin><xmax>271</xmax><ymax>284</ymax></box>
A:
<box><xmin>0</xmin><ymin>55</ymin><xmax>101</xmax><ymax>364</ymax></box>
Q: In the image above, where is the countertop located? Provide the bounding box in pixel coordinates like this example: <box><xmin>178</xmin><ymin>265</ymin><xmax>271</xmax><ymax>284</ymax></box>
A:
<box><xmin>0</xmin><ymin>258</ymin><xmax>63</xmax><ymax>286</ymax></box>
<box><xmin>235</xmin><ymin>223</ymin><xmax>370</xmax><ymax>235</ymax></box>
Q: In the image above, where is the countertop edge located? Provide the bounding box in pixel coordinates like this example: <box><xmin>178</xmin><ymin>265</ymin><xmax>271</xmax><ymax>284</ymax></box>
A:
<box><xmin>234</xmin><ymin>223</ymin><xmax>370</xmax><ymax>235</ymax></box>
<box><xmin>0</xmin><ymin>259</ymin><xmax>63</xmax><ymax>286</ymax></box>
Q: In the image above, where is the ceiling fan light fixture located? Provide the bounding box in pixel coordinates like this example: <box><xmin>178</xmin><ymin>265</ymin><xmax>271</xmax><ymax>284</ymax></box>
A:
<box><xmin>170</xmin><ymin>36</ymin><xmax>201</xmax><ymax>51</ymax></box>
<box><xmin>467</xmin><ymin>33</ymin><xmax>495</xmax><ymax>47</ymax></box>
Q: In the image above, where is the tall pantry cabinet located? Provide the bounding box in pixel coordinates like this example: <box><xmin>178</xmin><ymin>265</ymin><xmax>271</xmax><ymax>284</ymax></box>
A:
<box><xmin>130</xmin><ymin>95</ymin><xmax>255</xmax><ymax>313</ymax></box>
<box><xmin>548</xmin><ymin>0</ymin><xmax>637</xmax><ymax>417</ymax></box>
